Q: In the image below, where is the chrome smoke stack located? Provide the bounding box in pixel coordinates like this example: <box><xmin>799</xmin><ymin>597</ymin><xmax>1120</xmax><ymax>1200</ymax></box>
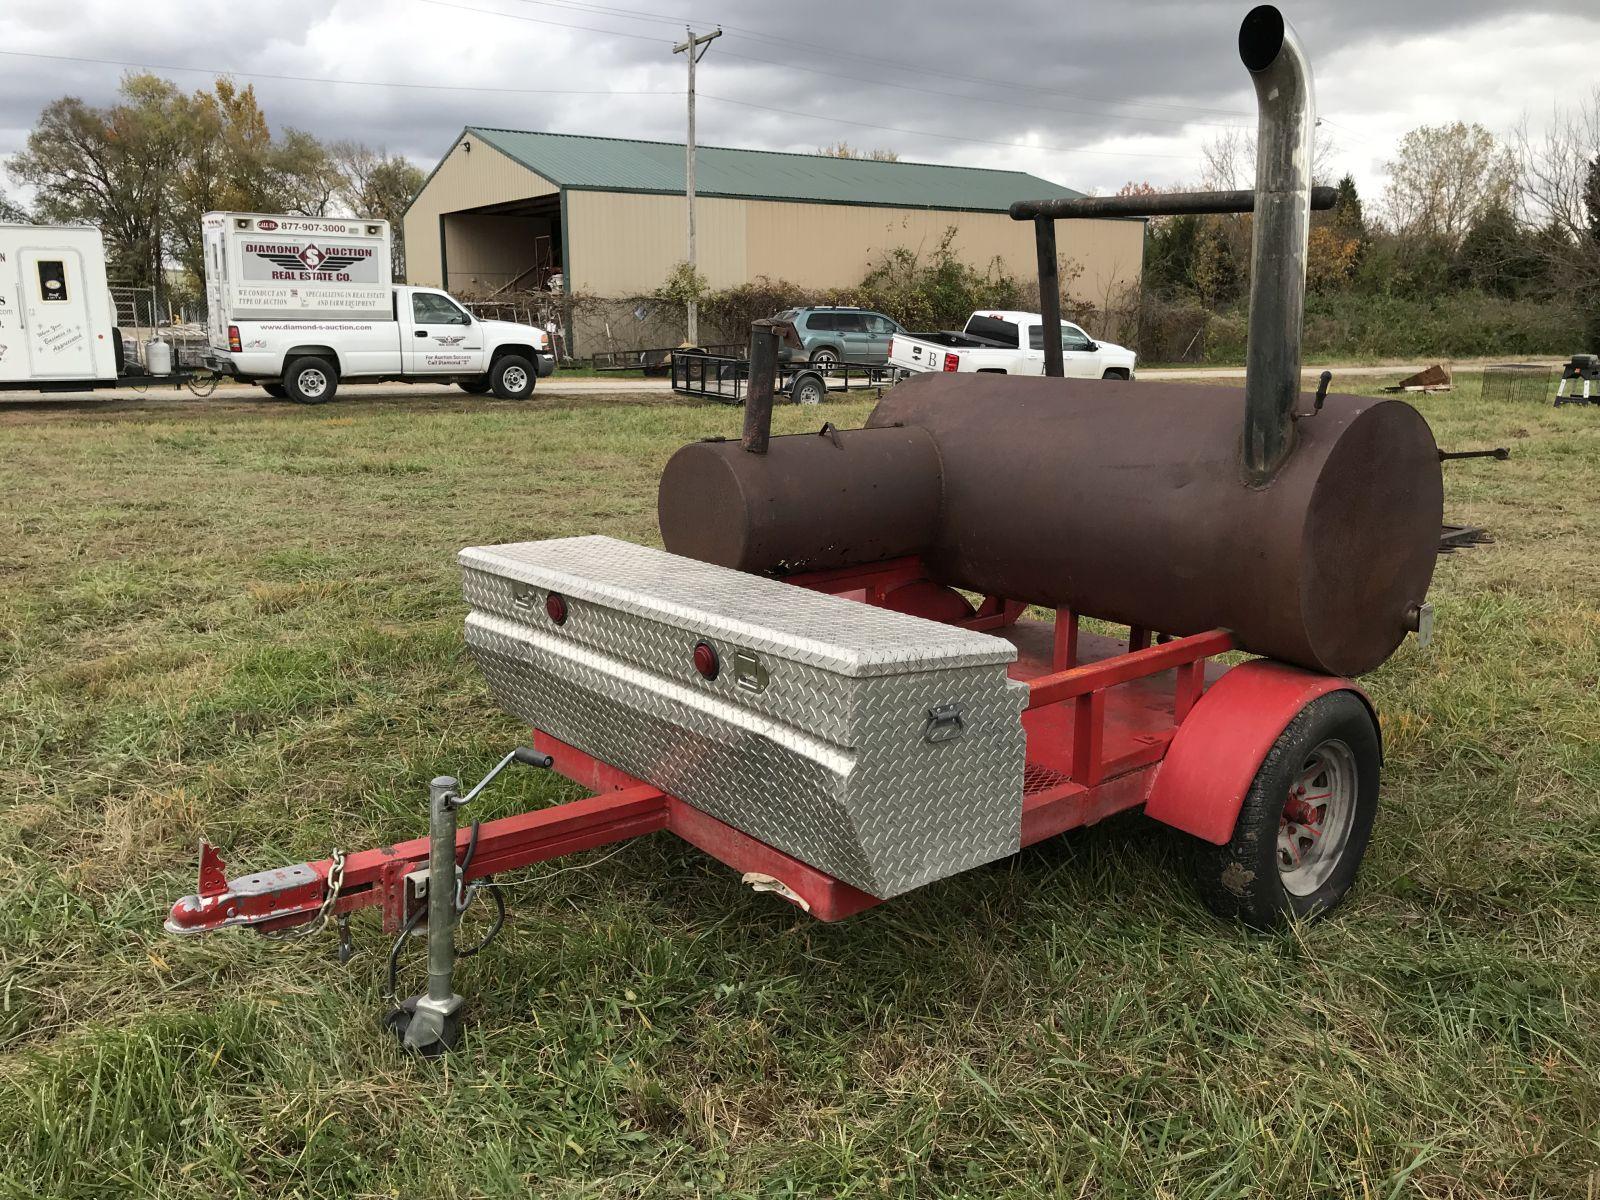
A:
<box><xmin>1239</xmin><ymin>4</ymin><xmax>1316</xmax><ymax>485</ymax></box>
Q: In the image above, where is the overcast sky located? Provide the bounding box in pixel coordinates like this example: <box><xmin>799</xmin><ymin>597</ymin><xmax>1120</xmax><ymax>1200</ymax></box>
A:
<box><xmin>3</xmin><ymin>0</ymin><xmax>1597</xmax><ymax>211</ymax></box>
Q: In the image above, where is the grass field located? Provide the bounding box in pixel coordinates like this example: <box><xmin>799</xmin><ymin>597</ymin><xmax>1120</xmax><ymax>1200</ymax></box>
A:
<box><xmin>1</xmin><ymin>375</ymin><xmax>1596</xmax><ymax>1198</ymax></box>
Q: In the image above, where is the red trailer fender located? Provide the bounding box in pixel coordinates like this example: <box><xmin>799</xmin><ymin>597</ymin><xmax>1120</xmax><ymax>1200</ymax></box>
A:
<box><xmin>1145</xmin><ymin>660</ymin><xmax>1377</xmax><ymax>845</ymax></box>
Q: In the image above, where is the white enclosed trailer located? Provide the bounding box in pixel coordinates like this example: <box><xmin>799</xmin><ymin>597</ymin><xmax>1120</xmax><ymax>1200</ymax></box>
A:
<box><xmin>0</xmin><ymin>225</ymin><xmax>121</xmax><ymax>386</ymax></box>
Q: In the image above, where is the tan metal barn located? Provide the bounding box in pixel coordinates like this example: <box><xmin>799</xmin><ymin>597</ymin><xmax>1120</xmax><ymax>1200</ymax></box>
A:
<box><xmin>403</xmin><ymin>127</ymin><xmax>1146</xmax><ymax>353</ymax></box>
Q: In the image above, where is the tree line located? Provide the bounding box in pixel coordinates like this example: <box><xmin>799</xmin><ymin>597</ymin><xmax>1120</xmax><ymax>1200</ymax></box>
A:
<box><xmin>2</xmin><ymin>74</ymin><xmax>424</xmax><ymax>306</ymax></box>
<box><xmin>1138</xmin><ymin>104</ymin><xmax>1600</xmax><ymax>354</ymax></box>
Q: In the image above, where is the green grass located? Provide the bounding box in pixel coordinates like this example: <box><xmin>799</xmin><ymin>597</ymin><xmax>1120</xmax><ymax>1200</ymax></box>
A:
<box><xmin>1</xmin><ymin>377</ymin><xmax>1596</xmax><ymax>1198</ymax></box>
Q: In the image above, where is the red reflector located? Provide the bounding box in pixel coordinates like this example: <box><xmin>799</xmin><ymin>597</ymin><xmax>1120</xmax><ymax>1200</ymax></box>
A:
<box><xmin>942</xmin><ymin>352</ymin><xmax>959</xmax><ymax>372</ymax></box>
<box><xmin>227</xmin><ymin>325</ymin><xmax>242</xmax><ymax>353</ymax></box>
<box><xmin>692</xmin><ymin>641</ymin><xmax>719</xmax><ymax>680</ymax></box>
<box><xmin>545</xmin><ymin>592</ymin><xmax>568</xmax><ymax>625</ymax></box>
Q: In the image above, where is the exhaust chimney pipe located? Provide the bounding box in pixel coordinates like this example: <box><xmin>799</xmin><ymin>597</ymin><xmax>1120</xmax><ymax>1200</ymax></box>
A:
<box><xmin>1239</xmin><ymin>5</ymin><xmax>1315</xmax><ymax>486</ymax></box>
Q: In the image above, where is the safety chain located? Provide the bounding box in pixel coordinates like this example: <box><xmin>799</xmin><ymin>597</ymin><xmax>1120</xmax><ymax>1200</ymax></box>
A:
<box><xmin>263</xmin><ymin>848</ymin><xmax>346</xmax><ymax>941</ymax></box>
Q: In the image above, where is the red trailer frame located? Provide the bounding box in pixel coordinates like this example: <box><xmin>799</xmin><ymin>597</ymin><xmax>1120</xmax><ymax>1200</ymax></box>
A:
<box><xmin>169</xmin><ymin>557</ymin><xmax>1350</xmax><ymax>937</ymax></box>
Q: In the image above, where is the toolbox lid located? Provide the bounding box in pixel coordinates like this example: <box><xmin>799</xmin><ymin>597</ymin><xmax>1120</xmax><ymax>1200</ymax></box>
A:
<box><xmin>459</xmin><ymin>535</ymin><xmax>1016</xmax><ymax>678</ymax></box>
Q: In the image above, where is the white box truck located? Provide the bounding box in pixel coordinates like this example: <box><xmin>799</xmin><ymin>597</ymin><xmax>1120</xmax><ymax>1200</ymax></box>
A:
<box><xmin>203</xmin><ymin>212</ymin><xmax>554</xmax><ymax>403</ymax></box>
<box><xmin>0</xmin><ymin>224</ymin><xmax>124</xmax><ymax>388</ymax></box>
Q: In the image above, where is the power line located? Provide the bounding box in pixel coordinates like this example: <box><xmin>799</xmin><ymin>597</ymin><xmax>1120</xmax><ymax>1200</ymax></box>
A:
<box><xmin>709</xmin><ymin>44</ymin><xmax>1247</xmax><ymax>133</ymax></box>
<box><xmin>487</xmin><ymin>0</ymin><xmax>1248</xmax><ymax>131</ymax></box>
<box><xmin>419</xmin><ymin>0</ymin><xmax>1216</xmax><ymax>160</ymax></box>
<box><xmin>698</xmin><ymin>93</ymin><xmax>1200</xmax><ymax>163</ymax></box>
<box><xmin>499</xmin><ymin>0</ymin><xmax>1256</xmax><ymax>120</ymax></box>
<box><xmin>416</xmin><ymin>0</ymin><xmax>676</xmax><ymax>44</ymax></box>
<box><xmin>0</xmin><ymin>47</ymin><xmax>679</xmax><ymax>98</ymax></box>
<box><xmin>2</xmin><ymin>11</ymin><xmax>1204</xmax><ymax>169</ymax></box>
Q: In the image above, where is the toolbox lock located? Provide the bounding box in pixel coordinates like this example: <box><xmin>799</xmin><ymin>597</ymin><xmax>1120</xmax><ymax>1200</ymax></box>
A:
<box><xmin>923</xmin><ymin>703</ymin><xmax>966</xmax><ymax>744</ymax></box>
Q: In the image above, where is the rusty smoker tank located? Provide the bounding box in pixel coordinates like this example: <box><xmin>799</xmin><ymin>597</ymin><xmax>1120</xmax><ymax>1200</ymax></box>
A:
<box><xmin>657</xmin><ymin>5</ymin><xmax>1444</xmax><ymax>679</ymax></box>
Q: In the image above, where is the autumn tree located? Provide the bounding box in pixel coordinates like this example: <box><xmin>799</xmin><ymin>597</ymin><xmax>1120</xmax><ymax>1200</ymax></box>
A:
<box><xmin>8</xmin><ymin>73</ymin><xmax>423</xmax><ymax>299</ymax></box>
<box><xmin>330</xmin><ymin>142</ymin><xmax>426</xmax><ymax>276</ymax></box>
<box><xmin>1517</xmin><ymin>90</ymin><xmax>1600</xmax><ymax>347</ymax></box>
<box><xmin>817</xmin><ymin>141</ymin><xmax>899</xmax><ymax>161</ymax></box>
<box><xmin>1329</xmin><ymin>174</ymin><xmax>1367</xmax><ymax>242</ymax></box>
<box><xmin>1381</xmin><ymin>121</ymin><xmax>1516</xmax><ymax>250</ymax></box>
<box><xmin>11</xmin><ymin>75</ymin><xmax>185</xmax><ymax>291</ymax></box>
<box><xmin>1190</xmin><ymin>219</ymin><xmax>1240</xmax><ymax>307</ymax></box>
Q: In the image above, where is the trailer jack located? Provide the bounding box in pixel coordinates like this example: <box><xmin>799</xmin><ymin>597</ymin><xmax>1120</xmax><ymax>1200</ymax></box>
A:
<box><xmin>169</xmin><ymin>746</ymin><xmax>559</xmax><ymax>1056</ymax></box>
<box><xmin>381</xmin><ymin>748</ymin><xmax>556</xmax><ymax>1054</ymax></box>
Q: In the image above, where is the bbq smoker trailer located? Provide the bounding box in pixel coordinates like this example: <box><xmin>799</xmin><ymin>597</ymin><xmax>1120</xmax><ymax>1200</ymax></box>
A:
<box><xmin>168</xmin><ymin>6</ymin><xmax>1453</xmax><ymax>1056</ymax></box>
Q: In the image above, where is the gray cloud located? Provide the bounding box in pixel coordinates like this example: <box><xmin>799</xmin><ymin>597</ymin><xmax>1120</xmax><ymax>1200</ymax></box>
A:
<box><xmin>3</xmin><ymin>0</ymin><xmax>1595</xmax><ymax>209</ymax></box>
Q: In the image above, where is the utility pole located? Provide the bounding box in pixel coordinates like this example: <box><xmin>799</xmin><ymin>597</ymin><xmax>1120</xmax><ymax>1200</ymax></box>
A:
<box><xmin>674</xmin><ymin>25</ymin><xmax>721</xmax><ymax>346</ymax></box>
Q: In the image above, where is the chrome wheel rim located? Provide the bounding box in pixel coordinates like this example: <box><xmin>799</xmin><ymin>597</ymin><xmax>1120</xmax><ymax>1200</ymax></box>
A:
<box><xmin>812</xmin><ymin>351</ymin><xmax>836</xmax><ymax>367</ymax></box>
<box><xmin>502</xmin><ymin>365</ymin><xmax>528</xmax><ymax>392</ymax></box>
<box><xmin>1278</xmin><ymin>737</ymin><xmax>1358</xmax><ymax>896</ymax></box>
<box><xmin>297</xmin><ymin>368</ymin><xmax>327</xmax><ymax>397</ymax></box>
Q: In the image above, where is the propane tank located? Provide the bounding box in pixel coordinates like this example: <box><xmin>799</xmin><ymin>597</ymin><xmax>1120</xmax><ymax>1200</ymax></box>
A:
<box><xmin>145</xmin><ymin>338</ymin><xmax>173</xmax><ymax>376</ymax></box>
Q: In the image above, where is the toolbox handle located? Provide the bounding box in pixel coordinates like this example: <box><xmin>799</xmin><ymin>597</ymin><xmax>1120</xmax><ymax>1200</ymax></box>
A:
<box><xmin>924</xmin><ymin>703</ymin><xmax>966</xmax><ymax>744</ymax></box>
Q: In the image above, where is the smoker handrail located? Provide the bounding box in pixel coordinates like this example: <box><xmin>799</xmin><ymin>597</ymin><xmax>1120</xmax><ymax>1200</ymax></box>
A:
<box><xmin>1009</xmin><ymin>186</ymin><xmax>1336</xmax><ymax>222</ymax></box>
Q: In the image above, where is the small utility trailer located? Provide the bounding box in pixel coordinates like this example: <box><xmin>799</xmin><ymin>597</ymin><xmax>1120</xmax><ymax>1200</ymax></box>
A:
<box><xmin>170</xmin><ymin>537</ymin><xmax>1358</xmax><ymax>1054</ymax></box>
<box><xmin>591</xmin><ymin>343</ymin><xmax>741</xmax><ymax>375</ymax></box>
<box><xmin>670</xmin><ymin>347</ymin><xmax>895</xmax><ymax>405</ymax></box>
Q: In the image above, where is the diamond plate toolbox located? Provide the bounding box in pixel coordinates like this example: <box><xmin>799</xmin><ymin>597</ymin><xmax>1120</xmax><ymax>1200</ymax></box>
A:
<box><xmin>460</xmin><ymin>536</ymin><xmax>1028</xmax><ymax>899</ymax></box>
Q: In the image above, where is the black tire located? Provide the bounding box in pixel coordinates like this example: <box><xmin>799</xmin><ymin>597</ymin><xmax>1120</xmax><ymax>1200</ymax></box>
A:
<box><xmin>790</xmin><ymin>371</ymin><xmax>827</xmax><ymax>405</ymax></box>
<box><xmin>1187</xmin><ymin>691</ymin><xmax>1380</xmax><ymax>929</ymax></box>
<box><xmin>457</xmin><ymin>378</ymin><xmax>492</xmax><ymax>395</ymax></box>
<box><xmin>1102</xmin><ymin>368</ymin><xmax>1131</xmax><ymax>381</ymax></box>
<box><xmin>490</xmin><ymin>354</ymin><xmax>535</xmax><ymax>400</ymax></box>
<box><xmin>283</xmin><ymin>357</ymin><xmax>338</xmax><ymax>405</ymax></box>
<box><xmin>261</xmin><ymin>383</ymin><xmax>287</xmax><ymax>398</ymax></box>
<box><xmin>809</xmin><ymin>346</ymin><xmax>841</xmax><ymax>368</ymax></box>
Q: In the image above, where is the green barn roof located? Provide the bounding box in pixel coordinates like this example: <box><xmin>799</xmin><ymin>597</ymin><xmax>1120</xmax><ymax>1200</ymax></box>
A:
<box><xmin>460</xmin><ymin>127</ymin><xmax>1083</xmax><ymax>213</ymax></box>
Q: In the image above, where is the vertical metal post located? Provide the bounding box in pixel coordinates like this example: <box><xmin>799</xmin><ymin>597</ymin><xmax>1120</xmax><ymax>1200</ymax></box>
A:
<box><xmin>397</xmin><ymin>775</ymin><xmax>465</xmax><ymax>1054</ymax></box>
<box><xmin>1052</xmin><ymin>606</ymin><xmax>1078</xmax><ymax>671</ymax></box>
<box><xmin>1034</xmin><ymin>216</ymin><xmax>1064</xmax><ymax>379</ymax></box>
<box><xmin>425</xmin><ymin>776</ymin><xmax>459</xmax><ymax>1005</ymax></box>
<box><xmin>674</xmin><ymin>26</ymin><xmax>721</xmax><ymax>347</ymax></box>
<box><xmin>742</xmin><ymin>319</ymin><xmax>779</xmax><ymax>455</ymax></box>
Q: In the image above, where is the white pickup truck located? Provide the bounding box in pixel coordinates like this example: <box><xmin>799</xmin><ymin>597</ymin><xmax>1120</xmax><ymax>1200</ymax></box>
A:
<box><xmin>889</xmin><ymin>310</ymin><xmax>1136</xmax><ymax>379</ymax></box>
<box><xmin>204</xmin><ymin>212</ymin><xmax>554</xmax><ymax>403</ymax></box>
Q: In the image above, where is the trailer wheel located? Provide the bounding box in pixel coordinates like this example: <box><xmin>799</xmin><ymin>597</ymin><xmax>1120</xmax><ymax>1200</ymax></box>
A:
<box><xmin>790</xmin><ymin>371</ymin><xmax>827</xmax><ymax>405</ymax></box>
<box><xmin>490</xmin><ymin>355</ymin><xmax>535</xmax><ymax>400</ymax></box>
<box><xmin>458</xmin><ymin>377</ymin><xmax>492</xmax><ymax>395</ymax></box>
<box><xmin>261</xmin><ymin>383</ymin><xmax>287</xmax><ymax>399</ymax></box>
<box><xmin>1187</xmin><ymin>691</ymin><xmax>1379</xmax><ymax>929</ymax></box>
<box><xmin>284</xmin><ymin>357</ymin><xmax>338</xmax><ymax>405</ymax></box>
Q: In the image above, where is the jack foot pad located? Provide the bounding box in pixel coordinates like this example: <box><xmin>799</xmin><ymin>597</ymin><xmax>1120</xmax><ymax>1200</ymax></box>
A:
<box><xmin>385</xmin><ymin>993</ymin><xmax>464</xmax><ymax>1057</ymax></box>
